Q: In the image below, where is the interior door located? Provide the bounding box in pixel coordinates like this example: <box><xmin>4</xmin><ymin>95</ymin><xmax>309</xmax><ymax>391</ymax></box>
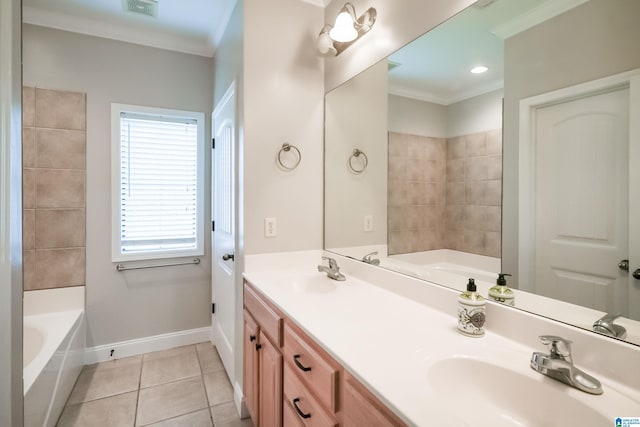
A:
<box><xmin>534</xmin><ymin>88</ymin><xmax>630</xmax><ymax>314</ymax></box>
<box><xmin>212</xmin><ymin>81</ymin><xmax>237</xmax><ymax>379</ymax></box>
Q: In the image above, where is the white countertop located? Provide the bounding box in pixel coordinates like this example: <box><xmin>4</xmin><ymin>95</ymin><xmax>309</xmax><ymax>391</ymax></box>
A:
<box><xmin>243</xmin><ymin>252</ymin><xmax>640</xmax><ymax>426</ymax></box>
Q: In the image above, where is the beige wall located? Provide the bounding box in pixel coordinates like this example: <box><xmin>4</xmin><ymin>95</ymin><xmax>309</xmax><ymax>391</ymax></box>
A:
<box><xmin>325</xmin><ymin>60</ymin><xmax>388</xmax><ymax>249</ymax></box>
<box><xmin>448</xmin><ymin>89</ymin><xmax>503</xmax><ymax>137</ymax></box>
<box><xmin>22</xmin><ymin>87</ymin><xmax>86</xmax><ymax>291</ymax></box>
<box><xmin>388</xmin><ymin>94</ymin><xmax>447</xmax><ymax>138</ymax></box>
<box><xmin>502</xmin><ymin>0</ymin><xmax>640</xmax><ymax>282</ymax></box>
<box><xmin>23</xmin><ymin>24</ymin><xmax>214</xmax><ymax>347</ymax></box>
<box><xmin>243</xmin><ymin>0</ymin><xmax>324</xmax><ymax>255</ymax></box>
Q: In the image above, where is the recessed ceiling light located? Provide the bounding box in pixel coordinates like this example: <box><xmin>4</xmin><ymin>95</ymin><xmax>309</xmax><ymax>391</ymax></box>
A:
<box><xmin>471</xmin><ymin>66</ymin><xmax>489</xmax><ymax>74</ymax></box>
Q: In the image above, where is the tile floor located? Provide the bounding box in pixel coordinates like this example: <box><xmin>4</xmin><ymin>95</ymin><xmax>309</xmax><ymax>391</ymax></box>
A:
<box><xmin>56</xmin><ymin>342</ymin><xmax>254</xmax><ymax>427</ymax></box>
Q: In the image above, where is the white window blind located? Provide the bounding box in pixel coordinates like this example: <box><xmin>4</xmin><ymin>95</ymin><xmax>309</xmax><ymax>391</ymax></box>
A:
<box><xmin>112</xmin><ymin>105</ymin><xmax>204</xmax><ymax>261</ymax></box>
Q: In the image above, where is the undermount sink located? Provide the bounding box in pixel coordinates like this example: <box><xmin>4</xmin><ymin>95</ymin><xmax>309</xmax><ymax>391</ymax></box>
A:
<box><xmin>292</xmin><ymin>274</ymin><xmax>338</xmax><ymax>294</ymax></box>
<box><xmin>427</xmin><ymin>357</ymin><xmax>609</xmax><ymax>426</ymax></box>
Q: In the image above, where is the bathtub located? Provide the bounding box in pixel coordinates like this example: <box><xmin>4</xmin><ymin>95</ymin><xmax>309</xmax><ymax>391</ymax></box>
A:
<box><xmin>24</xmin><ymin>289</ymin><xmax>85</xmax><ymax>427</ymax></box>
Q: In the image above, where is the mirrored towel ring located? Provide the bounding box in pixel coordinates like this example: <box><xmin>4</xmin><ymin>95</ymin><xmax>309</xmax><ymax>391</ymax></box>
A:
<box><xmin>348</xmin><ymin>148</ymin><xmax>368</xmax><ymax>174</ymax></box>
<box><xmin>277</xmin><ymin>143</ymin><xmax>301</xmax><ymax>171</ymax></box>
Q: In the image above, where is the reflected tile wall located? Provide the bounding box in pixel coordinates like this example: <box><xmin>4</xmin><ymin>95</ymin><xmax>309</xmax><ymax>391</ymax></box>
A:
<box><xmin>445</xmin><ymin>128</ymin><xmax>502</xmax><ymax>258</ymax></box>
<box><xmin>388</xmin><ymin>132</ymin><xmax>446</xmax><ymax>255</ymax></box>
<box><xmin>388</xmin><ymin>129</ymin><xmax>502</xmax><ymax>258</ymax></box>
<box><xmin>22</xmin><ymin>86</ymin><xmax>86</xmax><ymax>290</ymax></box>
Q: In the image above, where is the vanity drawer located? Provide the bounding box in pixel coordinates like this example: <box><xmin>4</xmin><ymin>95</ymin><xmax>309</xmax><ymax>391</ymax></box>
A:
<box><xmin>244</xmin><ymin>282</ymin><xmax>283</xmax><ymax>347</ymax></box>
<box><xmin>284</xmin><ymin>364</ymin><xmax>338</xmax><ymax>427</ymax></box>
<box><xmin>284</xmin><ymin>322</ymin><xmax>339</xmax><ymax>413</ymax></box>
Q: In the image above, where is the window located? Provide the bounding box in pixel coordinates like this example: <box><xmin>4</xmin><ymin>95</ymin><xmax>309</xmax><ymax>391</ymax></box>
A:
<box><xmin>111</xmin><ymin>104</ymin><xmax>205</xmax><ymax>262</ymax></box>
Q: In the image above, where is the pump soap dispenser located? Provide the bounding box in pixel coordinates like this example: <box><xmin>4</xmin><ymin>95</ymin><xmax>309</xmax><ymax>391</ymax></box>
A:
<box><xmin>457</xmin><ymin>278</ymin><xmax>486</xmax><ymax>337</ymax></box>
<box><xmin>488</xmin><ymin>273</ymin><xmax>514</xmax><ymax>306</ymax></box>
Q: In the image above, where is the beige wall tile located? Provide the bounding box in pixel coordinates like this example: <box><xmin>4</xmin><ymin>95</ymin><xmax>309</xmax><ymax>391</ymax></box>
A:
<box><xmin>36</xmin><ymin>129</ymin><xmax>86</xmax><ymax>169</ymax></box>
<box><xmin>388</xmin><ymin>206</ymin><xmax>405</xmax><ymax>232</ymax></box>
<box><xmin>23</xmin><ymin>250</ymin><xmax>36</xmax><ymax>291</ymax></box>
<box><xmin>465</xmin><ymin>156</ymin><xmax>488</xmax><ymax>181</ymax></box>
<box><xmin>388</xmin><ymin>229</ymin><xmax>413</xmax><ymax>254</ymax></box>
<box><xmin>485</xmin><ymin>179</ymin><xmax>502</xmax><ymax>206</ymax></box>
<box><xmin>407</xmin><ymin>181</ymin><xmax>425</xmax><ymax>205</ymax></box>
<box><xmin>445</xmin><ymin>205</ymin><xmax>464</xmax><ymax>229</ymax></box>
<box><xmin>23</xmin><ymin>168</ymin><xmax>36</xmax><ymax>209</ymax></box>
<box><xmin>424</xmin><ymin>137</ymin><xmax>445</xmax><ymax>161</ymax></box>
<box><xmin>446</xmin><ymin>136</ymin><xmax>465</xmax><ymax>159</ymax></box>
<box><xmin>23</xmin><ymin>209</ymin><xmax>35</xmax><ymax>250</ymax></box>
<box><xmin>406</xmin><ymin>205</ymin><xmax>423</xmax><ymax>230</ymax></box>
<box><xmin>465</xmin><ymin>181</ymin><xmax>486</xmax><ymax>205</ymax></box>
<box><xmin>446</xmin><ymin>182</ymin><xmax>465</xmax><ymax>205</ymax></box>
<box><xmin>23</xmin><ymin>86</ymin><xmax>35</xmax><ymax>127</ymax></box>
<box><xmin>424</xmin><ymin>160</ymin><xmax>443</xmax><ymax>183</ymax></box>
<box><xmin>407</xmin><ymin>135</ymin><xmax>426</xmax><ymax>159</ymax></box>
<box><xmin>465</xmin><ymin>132</ymin><xmax>487</xmax><ymax>157</ymax></box>
<box><xmin>464</xmin><ymin>230</ymin><xmax>485</xmax><ymax>254</ymax></box>
<box><xmin>487</xmin><ymin>154</ymin><xmax>503</xmax><ymax>180</ymax></box>
<box><xmin>388</xmin><ymin>156</ymin><xmax>407</xmax><ymax>181</ymax></box>
<box><xmin>486</xmin><ymin>206</ymin><xmax>502</xmax><ymax>232</ymax></box>
<box><xmin>406</xmin><ymin>159</ymin><xmax>423</xmax><ymax>181</ymax></box>
<box><xmin>388</xmin><ymin>180</ymin><xmax>407</xmax><ymax>207</ymax></box>
<box><xmin>35</xmin><ymin>88</ymin><xmax>86</xmax><ymax>131</ymax></box>
<box><xmin>485</xmin><ymin>231</ymin><xmax>502</xmax><ymax>258</ymax></box>
<box><xmin>22</xmin><ymin>127</ymin><xmax>36</xmax><ymax>168</ymax></box>
<box><xmin>35</xmin><ymin>209</ymin><xmax>85</xmax><ymax>249</ymax></box>
<box><xmin>35</xmin><ymin>248</ymin><xmax>85</xmax><ymax>288</ymax></box>
<box><xmin>424</xmin><ymin>182</ymin><xmax>442</xmax><ymax>206</ymax></box>
<box><xmin>446</xmin><ymin>159</ymin><xmax>464</xmax><ymax>182</ymax></box>
<box><xmin>445</xmin><ymin>229</ymin><xmax>465</xmax><ymax>251</ymax></box>
<box><xmin>36</xmin><ymin>169</ymin><xmax>85</xmax><ymax>208</ymax></box>
<box><xmin>465</xmin><ymin>205</ymin><xmax>487</xmax><ymax>231</ymax></box>
<box><xmin>486</xmin><ymin>129</ymin><xmax>502</xmax><ymax>155</ymax></box>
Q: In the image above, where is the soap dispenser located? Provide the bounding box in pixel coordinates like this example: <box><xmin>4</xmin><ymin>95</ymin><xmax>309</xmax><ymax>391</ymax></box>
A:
<box><xmin>457</xmin><ymin>278</ymin><xmax>486</xmax><ymax>337</ymax></box>
<box><xmin>488</xmin><ymin>273</ymin><xmax>515</xmax><ymax>306</ymax></box>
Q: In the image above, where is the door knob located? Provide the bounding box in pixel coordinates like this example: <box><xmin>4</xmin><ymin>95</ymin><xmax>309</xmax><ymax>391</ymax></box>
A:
<box><xmin>633</xmin><ymin>269</ymin><xmax>640</xmax><ymax>280</ymax></box>
<box><xmin>222</xmin><ymin>253</ymin><xmax>234</xmax><ymax>261</ymax></box>
<box><xmin>618</xmin><ymin>259</ymin><xmax>629</xmax><ymax>271</ymax></box>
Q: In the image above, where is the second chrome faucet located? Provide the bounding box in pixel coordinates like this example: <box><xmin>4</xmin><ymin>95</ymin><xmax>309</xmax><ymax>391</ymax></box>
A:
<box><xmin>317</xmin><ymin>256</ymin><xmax>346</xmax><ymax>281</ymax></box>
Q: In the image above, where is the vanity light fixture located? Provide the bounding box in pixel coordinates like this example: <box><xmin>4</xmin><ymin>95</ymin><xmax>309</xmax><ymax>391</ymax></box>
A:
<box><xmin>317</xmin><ymin>2</ymin><xmax>377</xmax><ymax>57</ymax></box>
<box><xmin>470</xmin><ymin>65</ymin><xmax>489</xmax><ymax>74</ymax></box>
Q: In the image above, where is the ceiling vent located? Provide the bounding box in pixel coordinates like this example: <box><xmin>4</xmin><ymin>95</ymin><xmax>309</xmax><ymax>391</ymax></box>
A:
<box><xmin>123</xmin><ymin>0</ymin><xmax>158</xmax><ymax>18</ymax></box>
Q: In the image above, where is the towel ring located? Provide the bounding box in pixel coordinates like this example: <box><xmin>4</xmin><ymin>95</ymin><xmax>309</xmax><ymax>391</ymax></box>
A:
<box><xmin>348</xmin><ymin>148</ymin><xmax>368</xmax><ymax>174</ymax></box>
<box><xmin>277</xmin><ymin>143</ymin><xmax>301</xmax><ymax>171</ymax></box>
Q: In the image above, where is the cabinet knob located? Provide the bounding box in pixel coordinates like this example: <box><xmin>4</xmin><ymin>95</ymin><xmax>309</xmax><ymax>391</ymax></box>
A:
<box><xmin>249</xmin><ymin>335</ymin><xmax>256</xmax><ymax>342</ymax></box>
<box><xmin>255</xmin><ymin>343</ymin><xmax>262</xmax><ymax>351</ymax></box>
<box><xmin>292</xmin><ymin>398</ymin><xmax>311</xmax><ymax>419</ymax></box>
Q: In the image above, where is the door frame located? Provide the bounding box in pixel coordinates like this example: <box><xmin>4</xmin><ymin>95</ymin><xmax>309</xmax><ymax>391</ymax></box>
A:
<box><xmin>518</xmin><ymin>68</ymin><xmax>640</xmax><ymax>292</ymax></box>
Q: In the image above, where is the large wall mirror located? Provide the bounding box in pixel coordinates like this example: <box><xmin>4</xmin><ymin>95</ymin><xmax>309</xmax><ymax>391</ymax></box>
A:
<box><xmin>324</xmin><ymin>0</ymin><xmax>640</xmax><ymax>346</ymax></box>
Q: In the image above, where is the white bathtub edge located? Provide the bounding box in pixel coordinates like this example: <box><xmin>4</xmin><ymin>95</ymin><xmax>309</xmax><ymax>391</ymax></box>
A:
<box><xmin>24</xmin><ymin>287</ymin><xmax>84</xmax><ymax>316</ymax></box>
<box><xmin>85</xmin><ymin>326</ymin><xmax>212</xmax><ymax>365</ymax></box>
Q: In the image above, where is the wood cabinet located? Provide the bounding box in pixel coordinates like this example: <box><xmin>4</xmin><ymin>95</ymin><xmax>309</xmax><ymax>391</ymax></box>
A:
<box><xmin>243</xmin><ymin>280</ymin><xmax>407</xmax><ymax>427</ymax></box>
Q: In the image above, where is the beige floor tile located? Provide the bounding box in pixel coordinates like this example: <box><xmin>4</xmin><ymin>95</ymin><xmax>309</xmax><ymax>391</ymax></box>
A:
<box><xmin>141</xmin><ymin>346</ymin><xmax>201</xmax><ymax>388</ymax></box>
<box><xmin>143</xmin><ymin>345</ymin><xmax>195</xmax><ymax>362</ymax></box>
<box><xmin>203</xmin><ymin>370</ymin><xmax>234</xmax><ymax>407</ymax></box>
<box><xmin>144</xmin><ymin>409</ymin><xmax>212</xmax><ymax>427</ymax></box>
<box><xmin>57</xmin><ymin>391</ymin><xmax>137</xmax><ymax>427</ymax></box>
<box><xmin>136</xmin><ymin>376</ymin><xmax>208</xmax><ymax>426</ymax></box>
<box><xmin>211</xmin><ymin>402</ymin><xmax>254</xmax><ymax>427</ymax></box>
<box><xmin>196</xmin><ymin>342</ymin><xmax>224</xmax><ymax>374</ymax></box>
<box><xmin>66</xmin><ymin>357</ymin><xmax>141</xmax><ymax>405</ymax></box>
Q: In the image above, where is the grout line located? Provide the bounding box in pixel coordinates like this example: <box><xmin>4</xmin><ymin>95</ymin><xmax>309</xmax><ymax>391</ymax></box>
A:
<box><xmin>133</xmin><ymin>350</ymin><xmax>144</xmax><ymax>427</ymax></box>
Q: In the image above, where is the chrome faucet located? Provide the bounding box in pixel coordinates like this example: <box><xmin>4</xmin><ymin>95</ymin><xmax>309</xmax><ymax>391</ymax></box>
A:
<box><xmin>317</xmin><ymin>256</ymin><xmax>346</xmax><ymax>281</ymax></box>
<box><xmin>362</xmin><ymin>251</ymin><xmax>380</xmax><ymax>265</ymax></box>
<box><xmin>530</xmin><ymin>335</ymin><xmax>602</xmax><ymax>394</ymax></box>
<box><xmin>593</xmin><ymin>313</ymin><xmax>627</xmax><ymax>339</ymax></box>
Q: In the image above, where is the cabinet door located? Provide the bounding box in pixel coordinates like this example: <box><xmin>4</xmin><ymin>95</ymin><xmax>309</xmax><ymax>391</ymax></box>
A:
<box><xmin>342</xmin><ymin>373</ymin><xmax>406</xmax><ymax>427</ymax></box>
<box><xmin>258</xmin><ymin>331</ymin><xmax>283</xmax><ymax>427</ymax></box>
<box><xmin>244</xmin><ymin>311</ymin><xmax>260</xmax><ymax>423</ymax></box>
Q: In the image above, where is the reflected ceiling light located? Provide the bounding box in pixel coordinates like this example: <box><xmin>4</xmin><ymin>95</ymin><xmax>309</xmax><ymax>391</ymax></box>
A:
<box><xmin>316</xmin><ymin>2</ymin><xmax>377</xmax><ymax>57</ymax></box>
<box><xmin>471</xmin><ymin>65</ymin><xmax>489</xmax><ymax>74</ymax></box>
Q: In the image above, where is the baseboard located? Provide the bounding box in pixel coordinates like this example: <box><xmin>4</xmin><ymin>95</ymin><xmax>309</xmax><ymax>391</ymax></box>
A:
<box><xmin>234</xmin><ymin>380</ymin><xmax>250</xmax><ymax>419</ymax></box>
<box><xmin>84</xmin><ymin>326</ymin><xmax>212</xmax><ymax>365</ymax></box>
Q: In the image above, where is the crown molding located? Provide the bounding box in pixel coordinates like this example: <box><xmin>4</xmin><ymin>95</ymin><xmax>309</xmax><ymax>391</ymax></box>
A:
<box><xmin>206</xmin><ymin>0</ymin><xmax>237</xmax><ymax>57</ymax></box>
<box><xmin>23</xmin><ymin>5</ymin><xmax>214</xmax><ymax>57</ymax></box>
<box><xmin>298</xmin><ymin>0</ymin><xmax>332</xmax><ymax>7</ymax></box>
<box><xmin>389</xmin><ymin>80</ymin><xmax>504</xmax><ymax>106</ymax></box>
<box><xmin>492</xmin><ymin>0</ymin><xmax>589</xmax><ymax>39</ymax></box>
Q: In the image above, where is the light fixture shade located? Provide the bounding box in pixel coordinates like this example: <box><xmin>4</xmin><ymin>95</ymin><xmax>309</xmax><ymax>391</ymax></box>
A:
<box><xmin>330</xmin><ymin>10</ymin><xmax>357</xmax><ymax>42</ymax></box>
<box><xmin>317</xmin><ymin>30</ymin><xmax>337</xmax><ymax>56</ymax></box>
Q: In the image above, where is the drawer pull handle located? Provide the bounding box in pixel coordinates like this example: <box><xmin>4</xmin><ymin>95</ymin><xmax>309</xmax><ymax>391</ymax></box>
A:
<box><xmin>293</xmin><ymin>355</ymin><xmax>312</xmax><ymax>372</ymax></box>
<box><xmin>250</xmin><ymin>335</ymin><xmax>256</xmax><ymax>342</ymax></box>
<box><xmin>292</xmin><ymin>398</ymin><xmax>311</xmax><ymax>419</ymax></box>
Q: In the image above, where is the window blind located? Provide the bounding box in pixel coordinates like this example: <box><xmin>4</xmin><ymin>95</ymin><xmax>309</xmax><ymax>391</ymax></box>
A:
<box><xmin>118</xmin><ymin>112</ymin><xmax>198</xmax><ymax>255</ymax></box>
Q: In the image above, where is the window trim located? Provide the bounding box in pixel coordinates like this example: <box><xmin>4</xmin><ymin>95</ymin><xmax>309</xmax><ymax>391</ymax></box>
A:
<box><xmin>111</xmin><ymin>103</ymin><xmax>205</xmax><ymax>262</ymax></box>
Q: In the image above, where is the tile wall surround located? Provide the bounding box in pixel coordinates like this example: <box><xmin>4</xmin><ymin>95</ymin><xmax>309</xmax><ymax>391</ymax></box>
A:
<box><xmin>388</xmin><ymin>129</ymin><xmax>502</xmax><ymax>257</ymax></box>
<box><xmin>22</xmin><ymin>86</ymin><xmax>87</xmax><ymax>291</ymax></box>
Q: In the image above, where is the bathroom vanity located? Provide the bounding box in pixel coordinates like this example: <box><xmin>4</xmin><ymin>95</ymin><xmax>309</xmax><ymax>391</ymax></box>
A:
<box><xmin>243</xmin><ymin>251</ymin><xmax>640</xmax><ymax>426</ymax></box>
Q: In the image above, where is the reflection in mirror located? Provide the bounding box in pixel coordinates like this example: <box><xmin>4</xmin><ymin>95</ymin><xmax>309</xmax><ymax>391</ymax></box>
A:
<box><xmin>324</xmin><ymin>0</ymin><xmax>640</xmax><ymax>346</ymax></box>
